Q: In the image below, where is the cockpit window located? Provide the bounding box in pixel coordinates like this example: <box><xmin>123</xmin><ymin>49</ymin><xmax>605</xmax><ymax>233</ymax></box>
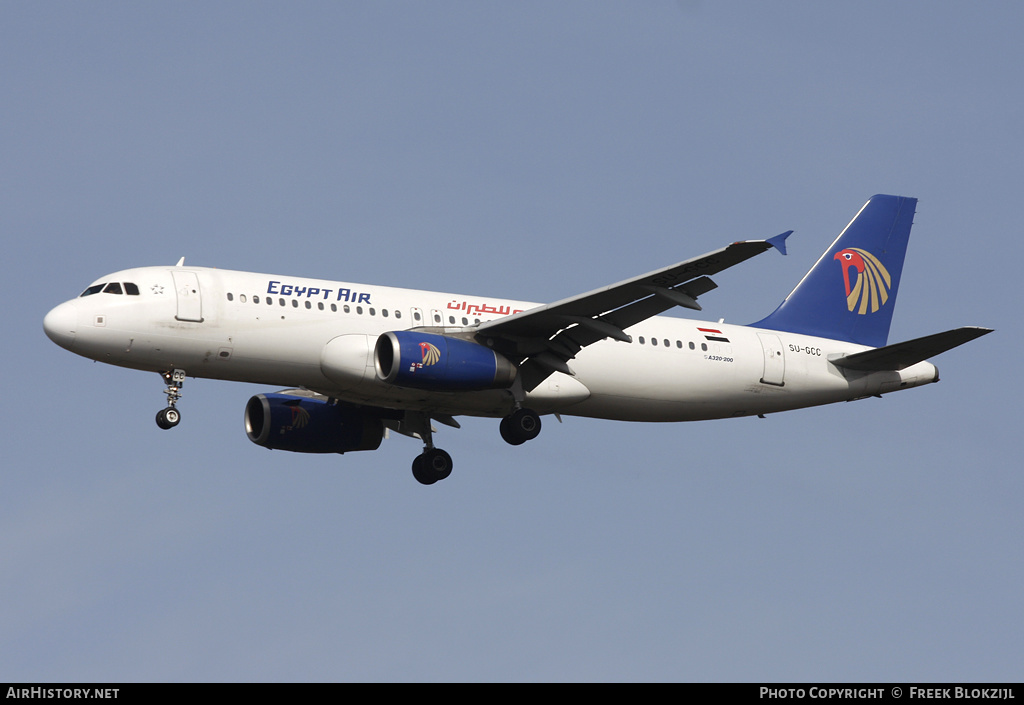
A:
<box><xmin>80</xmin><ymin>281</ymin><xmax>140</xmax><ymax>297</ymax></box>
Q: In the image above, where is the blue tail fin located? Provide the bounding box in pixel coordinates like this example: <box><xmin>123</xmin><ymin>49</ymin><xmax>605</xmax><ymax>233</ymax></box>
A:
<box><xmin>752</xmin><ymin>194</ymin><xmax>917</xmax><ymax>347</ymax></box>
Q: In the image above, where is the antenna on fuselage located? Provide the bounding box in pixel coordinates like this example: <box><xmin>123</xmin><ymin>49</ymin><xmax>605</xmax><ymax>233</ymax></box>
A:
<box><xmin>175</xmin><ymin>257</ymin><xmax>185</xmax><ymax>267</ymax></box>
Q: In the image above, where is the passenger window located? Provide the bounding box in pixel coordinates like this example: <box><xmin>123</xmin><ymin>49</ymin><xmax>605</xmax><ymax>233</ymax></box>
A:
<box><xmin>227</xmin><ymin>293</ymin><xmax>234</xmax><ymax>301</ymax></box>
<box><xmin>254</xmin><ymin>295</ymin><xmax>260</xmax><ymax>304</ymax></box>
<box><xmin>318</xmin><ymin>302</ymin><xmax>324</xmax><ymax>310</ymax></box>
<box><xmin>305</xmin><ymin>301</ymin><xmax>311</xmax><ymax>309</ymax></box>
<box><xmin>240</xmin><ymin>294</ymin><xmax>247</xmax><ymax>303</ymax></box>
<box><xmin>81</xmin><ymin>284</ymin><xmax>105</xmax><ymax>297</ymax></box>
<box><xmin>382</xmin><ymin>309</ymin><xmax>389</xmax><ymax>318</ymax></box>
<box><xmin>103</xmin><ymin>282</ymin><xmax>123</xmax><ymax>295</ymax></box>
<box><xmin>124</xmin><ymin>282</ymin><xmax>140</xmax><ymax>295</ymax></box>
<box><xmin>639</xmin><ymin>336</ymin><xmax>645</xmax><ymax>344</ymax></box>
<box><xmin>396</xmin><ymin>311</ymin><xmax>402</xmax><ymax>319</ymax></box>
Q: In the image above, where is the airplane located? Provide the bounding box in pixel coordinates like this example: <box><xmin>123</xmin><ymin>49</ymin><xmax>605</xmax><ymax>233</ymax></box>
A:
<box><xmin>43</xmin><ymin>195</ymin><xmax>991</xmax><ymax>485</ymax></box>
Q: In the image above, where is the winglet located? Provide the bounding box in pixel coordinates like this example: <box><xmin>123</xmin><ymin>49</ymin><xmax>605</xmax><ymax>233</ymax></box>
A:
<box><xmin>175</xmin><ymin>257</ymin><xmax>186</xmax><ymax>267</ymax></box>
<box><xmin>766</xmin><ymin>230</ymin><xmax>792</xmax><ymax>256</ymax></box>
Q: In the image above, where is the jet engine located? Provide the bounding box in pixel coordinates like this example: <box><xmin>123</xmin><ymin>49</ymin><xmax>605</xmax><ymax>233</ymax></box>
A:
<box><xmin>244</xmin><ymin>391</ymin><xmax>384</xmax><ymax>454</ymax></box>
<box><xmin>374</xmin><ymin>331</ymin><xmax>517</xmax><ymax>391</ymax></box>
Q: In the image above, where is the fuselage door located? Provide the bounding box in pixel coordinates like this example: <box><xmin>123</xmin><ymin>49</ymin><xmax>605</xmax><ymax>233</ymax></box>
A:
<box><xmin>409</xmin><ymin>307</ymin><xmax>424</xmax><ymax>327</ymax></box>
<box><xmin>171</xmin><ymin>270</ymin><xmax>204</xmax><ymax>322</ymax></box>
<box><xmin>757</xmin><ymin>332</ymin><xmax>785</xmax><ymax>386</ymax></box>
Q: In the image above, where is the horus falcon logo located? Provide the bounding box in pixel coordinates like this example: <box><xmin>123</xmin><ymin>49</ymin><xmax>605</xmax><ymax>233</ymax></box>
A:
<box><xmin>419</xmin><ymin>342</ymin><xmax>441</xmax><ymax>366</ymax></box>
<box><xmin>834</xmin><ymin>247</ymin><xmax>892</xmax><ymax>314</ymax></box>
<box><xmin>280</xmin><ymin>401</ymin><xmax>310</xmax><ymax>434</ymax></box>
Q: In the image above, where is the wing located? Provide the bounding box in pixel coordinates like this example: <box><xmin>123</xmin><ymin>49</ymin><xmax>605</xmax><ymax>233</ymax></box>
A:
<box><xmin>475</xmin><ymin>233</ymin><xmax>791</xmax><ymax>390</ymax></box>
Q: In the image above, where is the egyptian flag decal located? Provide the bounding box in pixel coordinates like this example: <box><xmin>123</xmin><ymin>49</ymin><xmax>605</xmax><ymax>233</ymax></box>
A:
<box><xmin>698</xmin><ymin>327</ymin><xmax>730</xmax><ymax>343</ymax></box>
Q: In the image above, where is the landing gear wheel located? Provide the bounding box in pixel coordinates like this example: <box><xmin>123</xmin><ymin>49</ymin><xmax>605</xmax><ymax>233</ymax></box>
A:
<box><xmin>412</xmin><ymin>448</ymin><xmax>453</xmax><ymax>485</ymax></box>
<box><xmin>500</xmin><ymin>408</ymin><xmax>542</xmax><ymax>446</ymax></box>
<box><xmin>412</xmin><ymin>455</ymin><xmax>435</xmax><ymax>485</ymax></box>
<box><xmin>156</xmin><ymin>407</ymin><xmax>181</xmax><ymax>430</ymax></box>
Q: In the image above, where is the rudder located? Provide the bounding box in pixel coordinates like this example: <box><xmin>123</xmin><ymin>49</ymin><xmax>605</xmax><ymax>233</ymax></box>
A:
<box><xmin>752</xmin><ymin>194</ymin><xmax>917</xmax><ymax>347</ymax></box>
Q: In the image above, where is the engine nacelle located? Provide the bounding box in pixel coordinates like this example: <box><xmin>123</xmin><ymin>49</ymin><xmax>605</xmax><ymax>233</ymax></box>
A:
<box><xmin>244</xmin><ymin>392</ymin><xmax>384</xmax><ymax>454</ymax></box>
<box><xmin>374</xmin><ymin>331</ymin><xmax>517</xmax><ymax>391</ymax></box>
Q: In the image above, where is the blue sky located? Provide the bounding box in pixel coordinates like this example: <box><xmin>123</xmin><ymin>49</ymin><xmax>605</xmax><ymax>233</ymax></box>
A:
<box><xmin>2</xmin><ymin>2</ymin><xmax>1021</xmax><ymax>681</ymax></box>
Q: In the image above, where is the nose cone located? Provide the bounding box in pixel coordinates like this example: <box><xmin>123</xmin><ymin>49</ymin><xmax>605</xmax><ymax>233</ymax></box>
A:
<box><xmin>44</xmin><ymin>301</ymin><xmax>78</xmax><ymax>350</ymax></box>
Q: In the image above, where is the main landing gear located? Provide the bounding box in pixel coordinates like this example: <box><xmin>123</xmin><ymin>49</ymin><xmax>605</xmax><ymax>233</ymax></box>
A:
<box><xmin>155</xmin><ymin>369</ymin><xmax>186</xmax><ymax>430</ymax></box>
<box><xmin>412</xmin><ymin>447</ymin><xmax>453</xmax><ymax>486</ymax></box>
<box><xmin>409</xmin><ymin>407</ymin><xmax>542</xmax><ymax>486</ymax></box>
<box><xmin>408</xmin><ymin>415</ymin><xmax>454</xmax><ymax>486</ymax></box>
<box><xmin>499</xmin><ymin>407</ymin><xmax>542</xmax><ymax>446</ymax></box>
<box><xmin>500</xmin><ymin>378</ymin><xmax>542</xmax><ymax>446</ymax></box>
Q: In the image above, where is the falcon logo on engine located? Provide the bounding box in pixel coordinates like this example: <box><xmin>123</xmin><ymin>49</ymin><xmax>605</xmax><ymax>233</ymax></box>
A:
<box><xmin>408</xmin><ymin>341</ymin><xmax>442</xmax><ymax>374</ymax></box>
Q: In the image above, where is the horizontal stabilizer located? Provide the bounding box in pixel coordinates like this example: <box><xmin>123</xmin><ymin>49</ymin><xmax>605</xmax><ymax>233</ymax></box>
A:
<box><xmin>830</xmin><ymin>327</ymin><xmax>993</xmax><ymax>371</ymax></box>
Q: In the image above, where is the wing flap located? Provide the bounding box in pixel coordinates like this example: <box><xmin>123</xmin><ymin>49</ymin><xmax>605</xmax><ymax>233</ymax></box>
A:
<box><xmin>830</xmin><ymin>326</ymin><xmax>993</xmax><ymax>371</ymax></box>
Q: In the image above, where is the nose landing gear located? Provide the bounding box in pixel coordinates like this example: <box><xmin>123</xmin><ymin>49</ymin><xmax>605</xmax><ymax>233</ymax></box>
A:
<box><xmin>156</xmin><ymin>369</ymin><xmax>186</xmax><ymax>429</ymax></box>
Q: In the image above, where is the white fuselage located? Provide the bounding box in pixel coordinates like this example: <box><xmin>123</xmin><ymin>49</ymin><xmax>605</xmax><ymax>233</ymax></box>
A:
<box><xmin>43</xmin><ymin>265</ymin><xmax>939</xmax><ymax>421</ymax></box>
